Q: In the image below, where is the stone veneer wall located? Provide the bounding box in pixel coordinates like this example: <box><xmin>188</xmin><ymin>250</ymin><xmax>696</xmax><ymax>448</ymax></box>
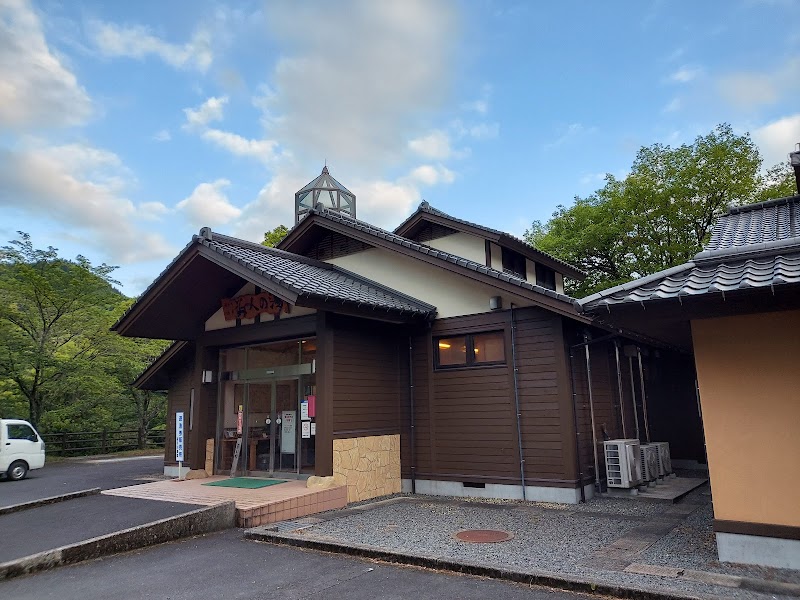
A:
<box><xmin>332</xmin><ymin>434</ymin><xmax>401</xmax><ymax>502</ymax></box>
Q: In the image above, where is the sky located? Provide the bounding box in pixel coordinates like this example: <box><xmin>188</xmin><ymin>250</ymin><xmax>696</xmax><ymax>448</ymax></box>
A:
<box><xmin>1</xmin><ymin>0</ymin><xmax>799</xmax><ymax>295</ymax></box>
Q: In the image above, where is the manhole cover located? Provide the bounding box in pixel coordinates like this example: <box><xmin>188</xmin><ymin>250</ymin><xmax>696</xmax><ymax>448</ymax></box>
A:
<box><xmin>454</xmin><ymin>529</ymin><xmax>514</xmax><ymax>543</ymax></box>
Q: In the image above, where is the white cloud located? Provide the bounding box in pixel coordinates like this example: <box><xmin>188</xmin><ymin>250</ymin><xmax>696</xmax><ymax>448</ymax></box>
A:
<box><xmin>135</xmin><ymin>201</ymin><xmax>170</xmax><ymax>220</ymax></box>
<box><xmin>451</xmin><ymin>120</ymin><xmax>499</xmax><ymax>140</ymax></box>
<box><xmin>751</xmin><ymin>114</ymin><xmax>800</xmax><ymax>167</ymax></box>
<box><xmin>408</xmin><ymin>130</ymin><xmax>452</xmax><ymax>160</ymax></box>
<box><xmin>232</xmin><ymin>172</ymin><xmax>306</xmax><ymax>241</ymax></box>
<box><xmin>408</xmin><ymin>164</ymin><xmax>455</xmax><ymax>186</ymax></box>
<box><xmin>461</xmin><ymin>83</ymin><xmax>492</xmax><ymax>114</ymax></box>
<box><xmin>0</xmin><ymin>140</ymin><xmax>174</xmax><ymax>263</ymax></box>
<box><xmin>176</xmin><ymin>179</ymin><xmax>241</xmax><ymax>227</ymax></box>
<box><xmin>89</xmin><ymin>20</ymin><xmax>213</xmax><ymax>72</ymax></box>
<box><xmin>545</xmin><ymin>123</ymin><xmax>597</xmax><ymax>149</ymax></box>
<box><xmin>668</xmin><ymin>65</ymin><xmax>703</xmax><ymax>84</ymax></box>
<box><xmin>0</xmin><ymin>0</ymin><xmax>92</xmax><ymax>129</ymax></box>
<box><xmin>183</xmin><ymin>96</ymin><xmax>228</xmax><ymax>129</ymax></box>
<box><xmin>201</xmin><ymin>129</ymin><xmax>278</xmax><ymax>164</ymax></box>
<box><xmin>718</xmin><ymin>57</ymin><xmax>800</xmax><ymax>109</ymax></box>
<box><xmin>351</xmin><ymin>179</ymin><xmax>421</xmax><ymax>230</ymax></box>
<box><xmin>153</xmin><ymin>129</ymin><xmax>171</xmax><ymax>142</ymax></box>
<box><xmin>261</xmin><ymin>0</ymin><xmax>457</xmax><ymax>170</ymax></box>
<box><xmin>662</xmin><ymin>97</ymin><xmax>682</xmax><ymax>113</ymax></box>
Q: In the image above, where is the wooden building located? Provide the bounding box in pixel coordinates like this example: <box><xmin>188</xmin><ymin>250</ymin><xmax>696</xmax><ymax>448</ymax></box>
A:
<box><xmin>115</xmin><ymin>168</ymin><xmax>703</xmax><ymax>505</ymax></box>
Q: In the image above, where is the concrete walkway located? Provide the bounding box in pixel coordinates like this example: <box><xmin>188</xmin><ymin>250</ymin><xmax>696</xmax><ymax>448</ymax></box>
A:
<box><xmin>103</xmin><ymin>476</ymin><xmax>346</xmax><ymax>526</ymax></box>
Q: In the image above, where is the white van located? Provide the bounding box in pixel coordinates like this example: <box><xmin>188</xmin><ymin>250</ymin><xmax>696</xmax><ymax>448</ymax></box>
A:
<box><xmin>0</xmin><ymin>419</ymin><xmax>46</xmax><ymax>480</ymax></box>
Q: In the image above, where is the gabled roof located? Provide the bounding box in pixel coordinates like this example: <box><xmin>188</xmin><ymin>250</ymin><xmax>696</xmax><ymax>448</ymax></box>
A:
<box><xmin>394</xmin><ymin>201</ymin><xmax>586</xmax><ymax>280</ymax></box>
<box><xmin>113</xmin><ymin>228</ymin><xmax>436</xmax><ymax>338</ymax></box>
<box><xmin>280</xmin><ymin>203</ymin><xmax>590</xmax><ymax>322</ymax></box>
<box><xmin>578</xmin><ymin>195</ymin><xmax>800</xmax><ymax>312</ymax></box>
<box><xmin>133</xmin><ymin>341</ymin><xmax>193</xmax><ymax>391</ymax></box>
<box><xmin>198</xmin><ymin>231</ymin><xmax>435</xmax><ymax>317</ymax></box>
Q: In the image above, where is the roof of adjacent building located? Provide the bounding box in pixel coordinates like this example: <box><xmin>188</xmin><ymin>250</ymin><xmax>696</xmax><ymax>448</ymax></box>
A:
<box><xmin>296</xmin><ymin>203</ymin><xmax>578</xmax><ymax>305</ymax></box>
<box><xmin>578</xmin><ymin>194</ymin><xmax>800</xmax><ymax>311</ymax></box>
<box><xmin>394</xmin><ymin>200</ymin><xmax>586</xmax><ymax>280</ymax></box>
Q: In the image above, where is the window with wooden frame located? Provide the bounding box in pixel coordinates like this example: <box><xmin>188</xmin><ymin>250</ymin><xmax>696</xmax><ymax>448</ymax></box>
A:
<box><xmin>434</xmin><ymin>331</ymin><xmax>506</xmax><ymax>369</ymax></box>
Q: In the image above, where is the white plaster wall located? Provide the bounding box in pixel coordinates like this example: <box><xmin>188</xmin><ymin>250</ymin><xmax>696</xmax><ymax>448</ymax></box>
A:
<box><xmin>556</xmin><ymin>273</ymin><xmax>565</xmax><ymax>294</ymax></box>
<box><xmin>489</xmin><ymin>242</ymin><xmax>502</xmax><ymax>271</ymax></box>
<box><xmin>424</xmin><ymin>232</ymin><xmax>486</xmax><ymax>265</ymax></box>
<box><xmin>326</xmin><ymin>247</ymin><xmax>534</xmax><ymax>318</ymax></box>
<box><xmin>205</xmin><ymin>282</ymin><xmax>316</xmax><ymax>331</ymax></box>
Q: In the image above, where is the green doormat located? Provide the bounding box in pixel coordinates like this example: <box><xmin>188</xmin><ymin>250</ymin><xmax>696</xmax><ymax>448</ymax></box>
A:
<box><xmin>203</xmin><ymin>477</ymin><xmax>286</xmax><ymax>489</ymax></box>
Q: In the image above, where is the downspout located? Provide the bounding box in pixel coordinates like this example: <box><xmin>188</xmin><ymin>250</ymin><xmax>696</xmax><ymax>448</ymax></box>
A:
<box><xmin>408</xmin><ymin>335</ymin><xmax>416</xmax><ymax>494</ymax></box>
<box><xmin>567</xmin><ymin>346</ymin><xmax>586</xmax><ymax>502</ymax></box>
<box><xmin>510</xmin><ymin>303</ymin><xmax>527</xmax><ymax>501</ymax></box>
<box><xmin>637</xmin><ymin>347</ymin><xmax>651</xmax><ymax>444</ymax></box>
<box><xmin>628</xmin><ymin>355</ymin><xmax>641</xmax><ymax>441</ymax></box>
<box><xmin>614</xmin><ymin>341</ymin><xmax>627</xmax><ymax>438</ymax></box>
<box><xmin>583</xmin><ymin>334</ymin><xmax>601</xmax><ymax>493</ymax></box>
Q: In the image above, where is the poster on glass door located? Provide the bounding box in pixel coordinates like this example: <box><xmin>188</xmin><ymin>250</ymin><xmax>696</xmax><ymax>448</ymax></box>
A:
<box><xmin>281</xmin><ymin>410</ymin><xmax>296</xmax><ymax>454</ymax></box>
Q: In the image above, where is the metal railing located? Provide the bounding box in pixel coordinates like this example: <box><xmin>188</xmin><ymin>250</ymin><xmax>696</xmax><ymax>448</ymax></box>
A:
<box><xmin>41</xmin><ymin>429</ymin><xmax>166</xmax><ymax>456</ymax></box>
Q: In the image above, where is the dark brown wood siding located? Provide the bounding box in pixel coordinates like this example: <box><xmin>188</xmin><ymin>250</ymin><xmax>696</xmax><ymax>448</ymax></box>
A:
<box><xmin>408</xmin><ymin>309</ymin><xmax>577</xmax><ymax>487</ymax></box>
<box><xmin>329</xmin><ymin>315</ymin><xmax>408</xmax><ymax>440</ymax></box>
<box><xmin>306</xmin><ymin>231</ymin><xmax>373</xmax><ymax>261</ymax></box>
<box><xmin>165</xmin><ymin>362</ymin><xmax>193</xmax><ymax>466</ymax></box>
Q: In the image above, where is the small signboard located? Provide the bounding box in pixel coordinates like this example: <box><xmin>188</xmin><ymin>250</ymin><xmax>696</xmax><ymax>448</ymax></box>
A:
<box><xmin>175</xmin><ymin>412</ymin><xmax>185</xmax><ymax>462</ymax></box>
<box><xmin>310</xmin><ymin>422</ymin><xmax>316</xmax><ymax>436</ymax></box>
<box><xmin>236</xmin><ymin>405</ymin><xmax>243</xmax><ymax>435</ymax></box>
<box><xmin>301</xmin><ymin>421</ymin><xmax>311</xmax><ymax>439</ymax></box>
<box><xmin>300</xmin><ymin>400</ymin><xmax>310</xmax><ymax>421</ymax></box>
<box><xmin>281</xmin><ymin>410</ymin><xmax>296</xmax><ymax>454</ymax></box>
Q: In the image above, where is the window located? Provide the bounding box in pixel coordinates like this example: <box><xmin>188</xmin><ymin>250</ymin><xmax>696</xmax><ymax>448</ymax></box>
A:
<box><xmin>435</xmin><ymin>331</ymin><xmax>506</xmax><ymax>368</ymax></box>
<box><xmin>7</xmin><ymin>424</ymin><xmax>37</xmax><ymax>441</ymax></box>
<box><xmin>535</xmin><ymin>263</ymin><xmax>557</xmax><ymax>291</ymax></box>
<box><xmin>501</xmin><ymin>247</ymin><xmax>526</xmax><ymax>279</ymax></box>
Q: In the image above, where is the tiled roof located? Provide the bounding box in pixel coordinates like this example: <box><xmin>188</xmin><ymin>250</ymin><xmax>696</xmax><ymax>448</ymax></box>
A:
<box><xmin>199</xmin><ymin>232</ymin><xmax>436</xmax><ymax>317</ymax></box>
<box><xmin>305</xmin><ymin>204</ymin><xmax>577</xmax><ymax>305</ymax></box>
<box><xmin>395</xmin><ymin>201</ymin><xmax>586</xmax><ymax>279</ymax></box>
<box><xmin>578</xmin><ymin>195</ymin><xmax>800</xmax><ymax>311</ymax></box>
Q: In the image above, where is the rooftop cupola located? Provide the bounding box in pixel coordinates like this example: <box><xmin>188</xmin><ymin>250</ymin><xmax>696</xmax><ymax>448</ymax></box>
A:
<box><xmin>295</xmin><ymin>166</ymin><xmax>356</xmax><ymax>224</ymax></box>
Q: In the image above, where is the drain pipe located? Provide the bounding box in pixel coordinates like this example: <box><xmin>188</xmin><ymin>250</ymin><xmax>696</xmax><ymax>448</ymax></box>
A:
<box><xmin>637</xmin><ymin>347</ymin><xmax>651</xmax><ymax>444</ymax></box>
<box><xmin>628</xmin><ymin>355</ymin><xmax>641</xmax><ymax>441</ymax></box>
<box><xmin>510</xmin><ymin>304</ymin><xmax>527</xmax><ymax>501</ymax></box>
<box><xmin>567</xmin><ymin>346</ymin><xmax>586</xmax><ymax>503</ymax></box>
<box><xmin>583</xmin><ymin>334</ymin><xmax>601</xmax><ymax>493</ymax></box>
<box><xmin>408</xmin><ymin>335</ymin><xmax>416</xmax><ymax>494</ymax></box>
<box><xmin>614</xmin><ymin>341</ymin><xmax>627</xmax><ymax>438</ymax></box>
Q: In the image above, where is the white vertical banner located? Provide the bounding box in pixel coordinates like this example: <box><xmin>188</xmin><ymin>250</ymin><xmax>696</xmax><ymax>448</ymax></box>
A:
<box><xmin>281</xmin><ymin>410</ymin><xmax>296</xmax><ymax>454</ymax></box>
<box><xmin>176</xmin><ymin>412</ymin><xmax>185</xmax><ymax>475</ymax></box>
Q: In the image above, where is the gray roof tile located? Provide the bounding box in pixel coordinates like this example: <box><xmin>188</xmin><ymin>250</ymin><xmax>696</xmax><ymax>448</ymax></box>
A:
<box><xmin>578</xmin><ymin>195</ymin><xmax>800</xmax><ymax>311</ymax></box>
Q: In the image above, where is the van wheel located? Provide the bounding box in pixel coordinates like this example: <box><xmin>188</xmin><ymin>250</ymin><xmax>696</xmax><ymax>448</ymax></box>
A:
<box><xmin>8</xmin><ymin>461</ymin><xmax>28</xmax><ymax>481</ymax></box>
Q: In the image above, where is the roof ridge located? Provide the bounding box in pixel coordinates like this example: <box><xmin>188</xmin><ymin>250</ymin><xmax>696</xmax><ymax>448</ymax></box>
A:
<box><xmin>727</xmin><ymin>194</ymin><xmax>800</xmax><ymax>215</ymax></box>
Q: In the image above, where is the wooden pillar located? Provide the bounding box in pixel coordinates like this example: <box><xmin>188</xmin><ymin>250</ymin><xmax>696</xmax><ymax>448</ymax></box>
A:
<box><xmin>314</xmin><ymin>311</ymin><xmax>334</xmax><ymax>476</ymax></box>
<box><xmin>190</xmin><ymin>343</ymin><xmax>219</xmax><ymax>470</ymax></box>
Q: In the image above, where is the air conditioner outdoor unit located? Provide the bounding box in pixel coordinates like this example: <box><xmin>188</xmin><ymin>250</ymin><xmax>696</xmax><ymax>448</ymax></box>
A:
<box><xmin>640</xmin><ymin>444</ymin><xmax>660</xmax><ymax>483</ymax></box>
<box><xmin>604</xmin><ymin>439</ymin><xmax>642</xmax><ymax>488</ymax></box>
<box><xmin>652</xmin><ymin>441</ymin><xmax>672</xmax><ymax>477</ymax></box>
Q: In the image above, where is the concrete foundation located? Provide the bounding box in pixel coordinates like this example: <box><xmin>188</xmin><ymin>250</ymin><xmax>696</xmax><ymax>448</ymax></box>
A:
<box><xmin>717</xmin><ymin>532</ymin><xmax>800</xmax><ymax>570</ymax></box>
<box><xmin>401</xmin><ymin>479</ymin><xmax>595</xmax><ymax>504</ymax></box>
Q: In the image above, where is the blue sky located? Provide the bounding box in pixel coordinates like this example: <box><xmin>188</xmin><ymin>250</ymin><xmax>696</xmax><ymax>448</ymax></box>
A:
<box><xmin>1</xmin><ymin>0</ymin><xmax>799</xmax><ymax>294</ymax></box>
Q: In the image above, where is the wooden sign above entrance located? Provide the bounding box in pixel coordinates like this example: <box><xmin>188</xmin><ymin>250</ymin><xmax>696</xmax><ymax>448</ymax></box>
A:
<box><xmin>221</xmin><ymin>292</ymin><xmax>291</xmax><ymax>321</ymax></box>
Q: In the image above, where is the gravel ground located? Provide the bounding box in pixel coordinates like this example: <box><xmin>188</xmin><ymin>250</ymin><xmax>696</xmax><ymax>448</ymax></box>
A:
<box><xmin>274</xmin><ymin>485</ymin><xmax>798</xmax><ymax>600</ymax></box>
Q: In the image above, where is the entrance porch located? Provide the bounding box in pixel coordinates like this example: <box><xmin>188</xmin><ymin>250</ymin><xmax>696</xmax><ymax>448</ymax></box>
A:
<box><xmin>103</xmin><ymin>477</ymin><xmax>347</xmax><ymax>527</ymax></box>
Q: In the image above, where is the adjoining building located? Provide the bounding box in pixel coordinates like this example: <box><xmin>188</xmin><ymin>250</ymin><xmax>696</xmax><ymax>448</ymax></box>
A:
<box><xmin>576</xmin><ymin>158</ymin><xmax>800</xmax><ymax>571</ymax></box>
<box><xmin>113</xmin><ymin>167</ymin><xmax>703</xmax><ymax>506</ymax></box>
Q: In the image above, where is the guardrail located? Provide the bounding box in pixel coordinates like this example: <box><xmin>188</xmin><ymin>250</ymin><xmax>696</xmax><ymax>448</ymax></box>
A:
<box><xmin>40</xmin><ymin>429</ymin><xmax>166</xmax><ymax>456</ymax></box>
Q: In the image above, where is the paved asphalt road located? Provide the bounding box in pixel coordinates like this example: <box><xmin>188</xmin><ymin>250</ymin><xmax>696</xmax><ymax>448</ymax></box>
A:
<box><xmin>0</xmin><ymin>530</ymin><xmax>596</xmax><ymax>600</ymax></box>
<box><xmin>0</xmin><ymin>495</ymin><xmax>197</xmax><ymax>562</ymax></box>
<box><xmin>0</xmin><ymin>455</ymin><xmax>164</xmax><ymax>508</ymax></box>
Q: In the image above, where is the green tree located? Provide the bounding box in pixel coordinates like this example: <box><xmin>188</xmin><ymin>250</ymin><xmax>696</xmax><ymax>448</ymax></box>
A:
<box><xmin>527</xmin><ymin>124</ymin><xmax>795</xmax><ymax>297</ymax></box>
<box><xmin>262</xmin><ymin>225</ymin><xmax>289</xmax><ymax>248</ymax></box>
<box><xmin>0</xmin><ymin>233</ymin><xmax>120</xmax><ymax>427</ymax></box>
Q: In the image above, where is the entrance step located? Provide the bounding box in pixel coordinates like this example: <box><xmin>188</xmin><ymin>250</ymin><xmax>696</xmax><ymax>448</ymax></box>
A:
<box><xmin>102</xmin><ymin>477</ymin><xmax>347</xmax><ymax>527</ymax></box>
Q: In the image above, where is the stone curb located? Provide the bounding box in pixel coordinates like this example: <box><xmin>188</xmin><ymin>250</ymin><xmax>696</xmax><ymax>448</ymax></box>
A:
<box><xmin>0</xmin><ymin>501</ymin><xmax>236</xmax><ymax>581</ymax></box>
<box><xmin>0</xmin><ymin>488</ymin><xmax>101</xmax><ymax>517</ymax></box>
<box><xmin>245</xmin><ymin>529</ymin><xmax>726</xmax><ymax>600</ymax></box>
